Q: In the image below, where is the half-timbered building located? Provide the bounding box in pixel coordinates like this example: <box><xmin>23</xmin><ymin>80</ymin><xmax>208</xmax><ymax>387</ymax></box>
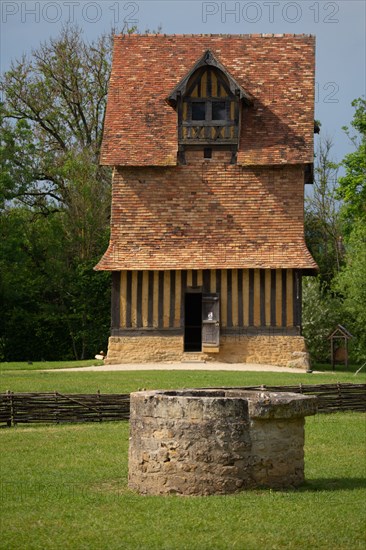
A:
<box><xmin>95</xmin><ymin>34</ymin><xmax>318</xmax><ymax>366</ymax></box>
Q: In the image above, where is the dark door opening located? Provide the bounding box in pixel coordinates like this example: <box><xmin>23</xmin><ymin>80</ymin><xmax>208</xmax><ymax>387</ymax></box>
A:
<box><xmin>184</xmin><ymin>292</ymin><xmax>202</xmax><ymax>352</ymax></box>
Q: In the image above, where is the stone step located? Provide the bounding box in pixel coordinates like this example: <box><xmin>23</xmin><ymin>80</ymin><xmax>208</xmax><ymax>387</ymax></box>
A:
<box><xmin>181</xmin><ymin>353</ymin><xmax>206</xmax><ymax>363</ymax></box>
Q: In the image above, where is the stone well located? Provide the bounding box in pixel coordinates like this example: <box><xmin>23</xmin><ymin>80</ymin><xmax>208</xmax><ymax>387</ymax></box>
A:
<box><xmin>128</xmin><ymin>389</ymin><xmax>317</xmax><ymax>496</ymax></box>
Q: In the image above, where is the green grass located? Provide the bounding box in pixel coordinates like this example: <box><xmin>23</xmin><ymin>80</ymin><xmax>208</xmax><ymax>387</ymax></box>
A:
<box><xmin>0</xmin><ymin>360</ymin><xmax>365</xmax><ymax>394</ymax></box>
<box><xmin>0</xmin><ymin>413</ymin><xmax>365</xmax><ymax>549</ymax></box>
<box><xmin>0</xmin><ymin>366</ymin><xmax>365</xmax><ymax>549</ymax></box>
<box><xmin>0</xmin><ymin>360</ymin><xmax>104</xmax><ymax>372</ymax></box>
<box><xmin>313</xmin><ymin>361</ymin><xmax>366</xmax><ymax>374</ymax></box>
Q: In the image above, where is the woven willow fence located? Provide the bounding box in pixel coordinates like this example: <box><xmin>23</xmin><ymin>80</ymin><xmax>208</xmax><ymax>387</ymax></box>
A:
<box><xmin>0</xmin><ymin>384</ymin><xmax>365</xmax><ymax>426</ymax></box>
<box><xmin>218</xmin><ymin>383</ymin><xmax>366</xmax><ymax>413</ymax></box>
<box><xmin>0</xmin><ymin>391</ymin><xmax>130</xmax><ymax>426</ymax></box>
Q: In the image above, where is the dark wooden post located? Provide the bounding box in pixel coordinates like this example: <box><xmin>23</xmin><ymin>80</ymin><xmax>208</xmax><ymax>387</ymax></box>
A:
<box><xmin>6</xmin><ymin>390</ymin><xmax>13</xmax><ymax>427</ymax></box>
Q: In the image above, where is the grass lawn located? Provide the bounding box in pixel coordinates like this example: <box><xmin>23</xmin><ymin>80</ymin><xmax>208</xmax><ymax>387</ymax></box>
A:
<box><xmin>0</xmin><ymin>360</ymin><xmax>365</xmax><ymax>394</ymax></box>
<box><xmin>0</xmin><ymin>411</ymin><xmax>365</xmax><ymax>549</ymax></box>
<box><xmin>0</xmin><ymin>364</ymin><xmax>365</xmax><ymax>549</ymax></box>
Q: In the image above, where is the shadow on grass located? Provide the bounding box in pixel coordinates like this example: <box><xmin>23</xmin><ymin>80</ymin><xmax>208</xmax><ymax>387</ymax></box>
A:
<box><xmin>301</xmin><ymin>477</ymin><xmax>366</xmax><ymax>492</ymax></box>
<box><xmin>312</xmin><ymin>362</ymin><xmax>364</xmax><ymax>375</ymax></box>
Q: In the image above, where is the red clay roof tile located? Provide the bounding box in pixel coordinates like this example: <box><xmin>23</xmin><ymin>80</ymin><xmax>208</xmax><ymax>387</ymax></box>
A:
<box><xmin>100</xmin><ymin>34</ymin><xmax>315</xmax><ymax>166</ymax></box>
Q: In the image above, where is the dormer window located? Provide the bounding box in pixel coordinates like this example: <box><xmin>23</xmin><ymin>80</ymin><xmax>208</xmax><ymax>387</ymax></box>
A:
<box><xmin>167</xmin><ymin>50</ymin><xmax>252</xmax><ymax>163</ymax></box>
<box><xmin>190</xmin><ymin>99</ymin><xmax>228</xmax><ymax>122</ymax></box>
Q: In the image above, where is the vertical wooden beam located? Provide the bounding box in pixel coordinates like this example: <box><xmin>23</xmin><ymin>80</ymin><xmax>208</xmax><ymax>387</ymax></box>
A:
<box><xmin>136</xmin><ymin>271</ymin><xmax>143</xmax><ymax>328</ymax></box>
<box><xmin>181</xmin><ymin>270</ymin><xmax>187</xmax><ymax>326</ymax></box>
<box><xmin>293</xmin><ymin>270</ymin><xmax>302</xmax><ymax>328</ymax></box>
<box><xmin>158</xmin><ymin>271</ymin><xmax>164</xmax><ymax>329</ymax></box>
<box><xmin>276</xmin><ymin>269</ymin><xmax>282</xmax><ymax>327</ymax></box>
<box><xmin>232</xmin><ymin>269</ymin><xmax>238</xmax><ymax>327</ymax></box>
<box><xmin>265</xmin><ymin>270</ymin><xmax>271</xmax><ymax>327</ymax></box>
<box><xmin>243</xmin><ymin>269</ymin><xmax>250</xmax><ymax>326</ymax></box>
<box><xmin>174</xmin><ymin>270</ymin><xmax>181</xmax><ymax>328</ymax></box>
<box><xmin>177</xmin><ymin>92</ymin><xmax>183</xmax><ymax>142</ymax></box>
<box><xmin>253</xmin><ymin>269</ymin><xmax>261</xmax><ymax>326</ymax></box>
<box><xmin>286</xmin><ymin>270</ymin><xmax>293</xmax><ymax>327</ymax></box>
<box><xmin>270</xmin><ymin>270</ymin><xmax>276</xmax><ymax>327</ymax></box>
<box><xmin>249</xmin><ymin>269</ymin><xmax>255</xmax><ymax>326</ymax></box>
<box><xmin>187</xmin><ymin>269</ymin><xmax>193</xmax><ymax>287</ymax></box>
<box><xmin>126</xmin><ymin>271</ymin><xmax>132</xmax><ymax>328</ymax></box>
<box><xmin>163</xmin><ymin>271</ymin><xmax>170</xmax><ymax>328</ymax></box>
<box><xmin>120</xmin><ymin>271</ymin><xmax>127</xmax><ymax>329</ymax></box>
<box><xmin>131</xmin><ymin>271</ymin><xmax>138</xmax><ymax>328</ymax></box>
<box><xmin>237</xmin><ymin>269</ymin><xmax>243</xmax><ymax>327</ymax></box>
<box><xmin>111</xmin><ymin>272</ymin><xmax>121</xmax><ymax>331</ymax></box>
<box><xmin>210</xmin><ymin>269</ymin><xmax>216</xmax><ymax>293</ymax></box>
<box><xmin>260</xmin><ymin>269</ymin><xmax>266</xmax><ymax>326</ymax></box>
<box><xmin>197</xmin><ymin>269</ymin><xmax>203</xmax><ymax>287</ymax></box>
<box><xmin>153</xmin><ymin>270</ymin><xmax>159</xmax><ymax>328</ymax></box>
<box><xmin>216</xmin><ymin>269</ymin><xmax>221</xmax><ymax>294</ymax></box>
<box><xmin>220</xmin><ymin>270</ymin><xmax>227</xmax><ymax>327</ymax></box>
<box><xmin>169</xmin><ymin>270</ymin><xmax>176</xmax><ymax>328</ymax></box>
<box><xmin>211</xmin><ymin>69</ymin><xmax>217</xmax><ymax>97</ymax></box>
<box><xmin>148</xmin><ymin>271</ymin><xmax>154</xmax><ymax>327</ymax></box>
<box><xmin>282</xmin><ymin>270</ymin><xmax>287</xmax><ymax>327</ymax></box>
<box><xmin>203</xmin><ymin>269</ymin><xmax>210</xmax><ymax>293</ymax></box>
<box><xmin>227</xmin><ymin>269</ymin><xmax>232</xmax><ymax>328</ymax></box>
<box><xmin>206</xmin><ymin>69</ymin><xmax>213</xmax><ymax>97</ymax></box>
<box><xmin>142</xmin><ymin>271</ymin><xmax>149</xmax><ymax>328</ymax></box>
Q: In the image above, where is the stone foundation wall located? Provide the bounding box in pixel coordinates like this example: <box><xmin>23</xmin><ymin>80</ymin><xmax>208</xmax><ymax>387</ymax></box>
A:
<box><xmin>128</xmin><ymin>389</ymin><xmax>317</xmax><ymax>495</ymax></box>
<box><xmin>105</xmin><ymin>334</ymin><xmax>309</xmax><ymax>368</ymax></box>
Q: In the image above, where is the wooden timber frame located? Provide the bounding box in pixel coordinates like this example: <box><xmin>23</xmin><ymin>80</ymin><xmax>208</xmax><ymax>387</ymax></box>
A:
<box><xmin>110</xmin><ymin>268</ymin><xmax>304</xmax><ymax>340</ymax></box>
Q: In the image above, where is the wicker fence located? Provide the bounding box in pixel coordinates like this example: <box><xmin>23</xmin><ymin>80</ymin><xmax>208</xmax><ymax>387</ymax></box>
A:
<box><xmin>223</xmin><ymin>383</ymin><xmax>366</xmax><ymax>413</ymax></box>
<box><xmin>0</xmin><ymin>384</ymin><xmax>365</xmax><ymax>426</ymax></box>
<box><xmin>0</xmin><ymin>391</ymin><xmax>130</xmax><ymax>426</ymax></box>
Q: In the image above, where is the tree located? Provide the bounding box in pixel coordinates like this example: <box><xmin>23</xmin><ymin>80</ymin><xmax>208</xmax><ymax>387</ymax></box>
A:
<box><xmin>0</xmin><ymin>26</ymin><xmax>113</xmax><ymax>360</ymax></box>
<box><xmin>302</xmin><ymin>276</ymin><xmax>340</xmax><ymax>363</ymax></box>
<box><xmin>0</xmin><ymin>25</ymin><xmax>112</xmax><ymax>209</ymax></box>
<box><xmin>337</xmin><ymin>97</ymin><xmax>366</xmax><ymax>230</ymax></box>
<box><xmin>333</xmin><ymin>220</ymin><xmax>366</xmax><ymax>362</ymax></box>
<box><xmin>0</xmin><ymin>205</ymin><xmax>111</xmax><ymax>362</ymax></box>
<box><xmin>305</xmin><ymin>136</ymin><xmax>344</xmax><ymax>283</ymax></box>
<box><xmin>332</xmin><ymin>99</ymin><xmax>366</xmax><ymax>362</ymax></box>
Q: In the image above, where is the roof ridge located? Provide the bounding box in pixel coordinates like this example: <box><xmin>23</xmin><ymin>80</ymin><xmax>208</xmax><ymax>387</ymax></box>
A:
<box><xmin>116</xmin><ymin>33</ymin><xmax>314</xmax><ymax>39</ymax></box>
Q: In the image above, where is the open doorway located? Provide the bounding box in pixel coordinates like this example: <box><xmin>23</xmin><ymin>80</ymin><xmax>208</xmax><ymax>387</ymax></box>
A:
<box><xmin>184</xmin><ymin>292</ymin><xmax>202</xmax><ymax>352</ymax></box>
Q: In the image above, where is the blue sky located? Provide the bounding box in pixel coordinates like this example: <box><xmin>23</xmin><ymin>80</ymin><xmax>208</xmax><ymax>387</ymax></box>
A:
<box><xmin>1</xmin><ymin>0</ymin><xmax>365</xmax><ymax>165</ymax></box>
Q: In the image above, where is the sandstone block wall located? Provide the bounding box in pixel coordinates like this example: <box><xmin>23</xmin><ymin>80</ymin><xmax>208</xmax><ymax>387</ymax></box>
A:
<box><xmin>105</xmin><ymin>334</ymin><xmax>309</xmax><ymax>368</ymax></box>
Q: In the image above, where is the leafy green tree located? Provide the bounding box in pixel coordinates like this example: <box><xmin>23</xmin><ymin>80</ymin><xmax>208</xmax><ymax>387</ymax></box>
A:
<box><xmin>328</xmin><ymin>98</ymin><xmax>366</xmax><ymax>363</ymax></box>
<box><xmin>333</xmin><ymin>221</ymin><xmax>366</xmax><ymax>362</ymax></box>
<box><xmin>0</xmin><ymin>26</ymin><xmax>113</xmax><ymax>360</ymax></box>
<box><xmin>302</xmin><ymin>276</ymin><xmax>341</xmax><ymax>363</ymax></box>
<box><xmin>337</xmin><ymin>97</ymin><xmax>366</xmax><ymax>230</ymax></box>
<box><xmin>0</xmin><ymin>25</ymin><xmax>112</xmax><ymax>210</ymax></box>
<box><xmin>0</xmin><ymin>207</ymin><xmax>111</xmax><ymax>361</ymax></box>
<box><xmin>305</xmin><ymin>136</ymin><xmax>343</xmax><ymax>283</ymax></box>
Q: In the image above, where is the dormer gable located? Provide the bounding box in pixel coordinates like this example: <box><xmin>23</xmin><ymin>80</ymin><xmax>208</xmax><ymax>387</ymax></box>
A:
<box><xmin>167</xmin><ymin>50</ymin><xmax>252</xmax><ymax>105</ymax></box>
<box><xmin>167</xmin><ymin>50</ymin><xmax>252</xmax><ymax>164</ymax></box>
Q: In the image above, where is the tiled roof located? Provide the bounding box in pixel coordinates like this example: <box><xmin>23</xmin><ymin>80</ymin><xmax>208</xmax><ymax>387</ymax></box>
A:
<box><xmin>100</xmin><ymin>34</ymin><xmax>315</xmax><ymax>166</ymax></box>
<box><xmin>95</xmin><ymin>162</ymin><xmax>318</xmax><ymax>271</ymax></box>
